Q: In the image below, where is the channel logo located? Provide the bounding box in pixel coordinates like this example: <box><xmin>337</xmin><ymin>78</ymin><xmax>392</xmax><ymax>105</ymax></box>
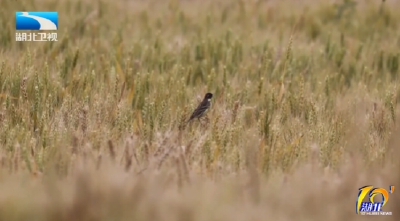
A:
<box><xmin>16</xmin><ymin>11</ymin><xmax>58</xmax><ymax>30</ymax></box>
<box><xmin>356</xmin><ymin>185</ymin><xmax>395</xmax><ymax>215</ymax></box>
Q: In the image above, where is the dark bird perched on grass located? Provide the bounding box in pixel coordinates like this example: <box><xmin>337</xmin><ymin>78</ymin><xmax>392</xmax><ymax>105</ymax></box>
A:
<box><xmin>187</xmin><ymin>92</ymin><xmax>213</xmax><ymax>123</ymax></box>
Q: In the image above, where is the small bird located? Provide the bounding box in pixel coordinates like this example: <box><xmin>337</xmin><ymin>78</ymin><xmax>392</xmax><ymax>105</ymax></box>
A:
<box><xmin>187</xmin><ymin>92</ymin><xmax>213</xmax><ymax>123</ymax></box>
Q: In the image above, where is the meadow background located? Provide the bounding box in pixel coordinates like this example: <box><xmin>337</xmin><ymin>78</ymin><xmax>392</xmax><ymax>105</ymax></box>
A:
<box><xmin>0</xmin><ymin>0</ymin><xmax>400</xmax><ymax>220</ymax></box>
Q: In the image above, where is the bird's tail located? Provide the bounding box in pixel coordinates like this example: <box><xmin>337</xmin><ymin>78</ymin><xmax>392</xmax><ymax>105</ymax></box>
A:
<box><xmin>178</xmin><ymin>118</ymin><xmax>192</xmax><ymax>131</ymax></box>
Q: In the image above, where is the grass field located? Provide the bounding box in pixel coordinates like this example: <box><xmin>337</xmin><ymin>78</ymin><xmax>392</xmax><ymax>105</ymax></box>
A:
<box><xmin>1</xmin><ymin>0</ymin><xmax>400</xmax><ymax>220</ymax></box>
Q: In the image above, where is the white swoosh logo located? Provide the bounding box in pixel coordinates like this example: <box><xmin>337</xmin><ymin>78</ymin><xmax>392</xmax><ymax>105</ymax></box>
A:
<box><xmin>19</xmin><ymin>12</ymin><xmax>57</xmax><ymax>30</ymax></box>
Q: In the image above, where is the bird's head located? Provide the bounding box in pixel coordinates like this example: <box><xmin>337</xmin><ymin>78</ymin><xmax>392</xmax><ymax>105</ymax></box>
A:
<box><xmin>204</xmin><ymin>93</ymin><xmax>213</xmax><ymax>100</ymax></box>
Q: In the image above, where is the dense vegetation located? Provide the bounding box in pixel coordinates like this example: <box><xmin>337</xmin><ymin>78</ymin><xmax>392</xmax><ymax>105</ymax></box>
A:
<box><xmin>0</xmin><ymin>0</ymin><xmax>399</xmax><ymax>220</ymax></box>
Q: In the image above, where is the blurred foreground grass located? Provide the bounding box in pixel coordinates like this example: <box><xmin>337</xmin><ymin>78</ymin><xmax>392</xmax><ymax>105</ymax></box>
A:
<box><xmin>0</xmin><ymin>0</ymin><xmax>400</xmax><ymax>220</ymax></box>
